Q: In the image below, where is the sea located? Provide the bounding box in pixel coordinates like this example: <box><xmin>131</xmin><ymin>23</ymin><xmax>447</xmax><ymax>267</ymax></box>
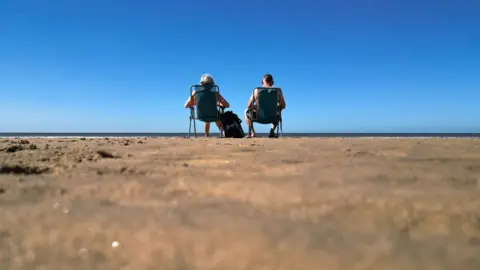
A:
<box><xmin>0</xmin><ymin>133</ymin><xmax>479</xmax><ymax>138</ymax></box>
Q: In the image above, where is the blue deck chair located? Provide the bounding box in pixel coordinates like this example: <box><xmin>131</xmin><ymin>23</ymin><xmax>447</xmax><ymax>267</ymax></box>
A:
<box><xmin>188</xmin><ymin>84</ymin><xmax>224</xmax><ymax>138</ymax></box>
<box><xmin>247</xmin><ymin>87</ymin><xmax>283</xmax><ymax>137</ymax></box>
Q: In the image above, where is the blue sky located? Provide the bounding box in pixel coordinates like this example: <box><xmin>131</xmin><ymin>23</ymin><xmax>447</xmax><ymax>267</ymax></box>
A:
<box><xmin>1</xmin><ymin>0</ymin><xmax>479</xmax><ymax>133</ymax></box>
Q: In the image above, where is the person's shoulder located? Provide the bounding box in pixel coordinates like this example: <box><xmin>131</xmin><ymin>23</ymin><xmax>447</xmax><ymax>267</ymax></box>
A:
<box><xmin>277</xmin><ymin>87</ymin><xmax>285</xmax><ymax>97</ymax></box>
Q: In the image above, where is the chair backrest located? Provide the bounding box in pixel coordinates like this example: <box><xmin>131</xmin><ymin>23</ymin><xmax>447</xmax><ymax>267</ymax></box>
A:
<box><xmin>191</xmin><ymin>84</ymin><xmax>220</xmax><ymax>122</ymax></box>
<box><xmin>254</xmin><ymin>87</ymin><xmax>279</xmax><ymax>124</ymax></box>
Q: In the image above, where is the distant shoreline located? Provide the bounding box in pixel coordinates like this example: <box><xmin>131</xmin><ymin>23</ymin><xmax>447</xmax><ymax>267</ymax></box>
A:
<box><xmin>1</xmin><ymin>132</ymin><xmax>479</xmax><ymax>138</ymax></box>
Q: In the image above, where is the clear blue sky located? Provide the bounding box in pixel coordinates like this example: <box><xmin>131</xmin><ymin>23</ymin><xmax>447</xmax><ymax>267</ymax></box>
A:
<box><xmin>1</xmin><ymin>0</ymin><xmax>479</xmax><ymax>133</ymax></box>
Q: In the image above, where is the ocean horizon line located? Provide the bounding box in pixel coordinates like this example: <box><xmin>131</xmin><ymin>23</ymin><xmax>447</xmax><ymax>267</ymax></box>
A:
<box><xmin>0</xmin><ymin>132</ymin><xmax>479</xmax><ymax>138</ymax></box>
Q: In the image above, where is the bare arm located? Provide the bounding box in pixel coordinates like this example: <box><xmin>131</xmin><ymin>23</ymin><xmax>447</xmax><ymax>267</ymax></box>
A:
<box><xmin>278</xmin><ymin>88</ymin><xmax>286</xmax><ymax>109</ymax></box>
<box><xmin>247</xmin><ymin>89</ymin><xmax>257</xmax><ymax>108</ymax></box>
<box><xmin>217</xmin><ymin>93</ymin><xmax>230</xmax><ymax>108</ymax></box>
<box><xmin>184</xmin><ymin>91</ymin><xmax>196</xmax><ymax>108</ymax></box>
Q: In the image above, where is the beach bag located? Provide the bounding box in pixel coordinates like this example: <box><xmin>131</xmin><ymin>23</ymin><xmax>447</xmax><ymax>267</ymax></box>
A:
<box><xmin>220</xmin><ymin>111</ymin><xmax>245</xmax><ymax>138</ymax></box>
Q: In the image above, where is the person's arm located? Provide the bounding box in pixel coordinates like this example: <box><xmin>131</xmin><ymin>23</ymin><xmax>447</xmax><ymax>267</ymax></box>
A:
<box><xmin>278</xmin><ymin>88</ymin><xmax>286</xmax><ymax>109</ymax></box>
<box><xmin>247</xmin><ymin>89</ymin><xmax>257</xmax><ymax>108</ymax></box>
<box><xmin>184</xmin><ymin>91</ymin><xmax>196</xmax><ymax>108</ymax></box>
<box><xmin>217</xmin><ymin>93</ymin><xmax>230</xmax><ymax>108</ymax></box>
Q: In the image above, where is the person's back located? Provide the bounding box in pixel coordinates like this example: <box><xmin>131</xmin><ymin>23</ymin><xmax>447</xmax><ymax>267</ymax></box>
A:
<box><xmin>245</xmin><ymin>74</ymin><xmax>286</xmax><ymax>137</ymax></box>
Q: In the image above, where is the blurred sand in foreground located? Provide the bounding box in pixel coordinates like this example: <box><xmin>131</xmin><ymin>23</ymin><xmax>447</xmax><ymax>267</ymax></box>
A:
<box><xmin>1</xmin><ymin>137</ymin><xmax>480</xmax><ymax>270</ymax></box>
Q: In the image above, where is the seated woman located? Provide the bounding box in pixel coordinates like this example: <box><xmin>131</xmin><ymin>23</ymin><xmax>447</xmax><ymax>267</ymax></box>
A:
<box><xmin>184</xmin><ymin>74</ymin><xmax>230</xmax><ymax>137</ymax></box>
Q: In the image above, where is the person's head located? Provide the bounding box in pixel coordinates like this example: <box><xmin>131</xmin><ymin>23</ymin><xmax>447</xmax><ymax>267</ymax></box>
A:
<box><xmin>200</xmin><ymin>74</ymin><xmax>215</xmax><ymax>87</ymax></box>
<box><xmin>262</xmin><ymin>74</ymin><xmax>274</xmax><ymax>87</ymax></box>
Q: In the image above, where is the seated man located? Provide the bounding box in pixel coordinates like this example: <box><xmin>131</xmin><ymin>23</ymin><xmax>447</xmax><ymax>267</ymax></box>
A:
<box><xmin>245</xmin><ymin>74</ymin><xmax>286</xmax><ymax>137</ymax></box>
<box><xmin>184</xmin><ymin>74</ymin><xmax>230</xmax><ymax>137</ymax></box>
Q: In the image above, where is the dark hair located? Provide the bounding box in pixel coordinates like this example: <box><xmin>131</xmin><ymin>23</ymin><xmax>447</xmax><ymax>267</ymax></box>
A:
<box><xmin>263</xmin><ymin>74</ymin><xmax>274</xmax><ymax>86</ymax></box>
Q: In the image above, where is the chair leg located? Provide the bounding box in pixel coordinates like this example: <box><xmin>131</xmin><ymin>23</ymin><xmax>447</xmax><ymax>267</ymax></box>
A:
<box><xmin>219</xmin><ymin>121</ymin><xmax>223</xmax><ymax>138</ymax></box>
<box><xmin>193</xmin><ymin>118</ymin><xmax>197</xmax><ymax>138</ymax></box>
<box><xmin>188</xmin><ymin>118</ymin><xmax>192</xmax><ymax>138</ymax></box>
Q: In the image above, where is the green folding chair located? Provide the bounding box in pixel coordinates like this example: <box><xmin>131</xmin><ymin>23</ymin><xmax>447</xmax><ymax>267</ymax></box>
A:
<box><xmin>188</xmin><ymin>84</ymin><xmax>224</xmax><ymax>138</ymax></box>
<box><xmin>247</xmin><ymin>87</ymin><xmax>283</xmax><ymax>137</ymax></box>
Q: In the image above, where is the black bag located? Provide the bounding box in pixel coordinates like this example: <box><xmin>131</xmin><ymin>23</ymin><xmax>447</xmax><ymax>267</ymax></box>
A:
<box><xmin>220</xmin><ymin>111</ymin><xmax>245</xmax><ymax>138</ymax></box>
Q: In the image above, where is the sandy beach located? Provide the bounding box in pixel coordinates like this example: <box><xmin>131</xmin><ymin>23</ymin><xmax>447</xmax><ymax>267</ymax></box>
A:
<box><xmin>0</xmin><ymin>137</ymin><xmax>479</xmax><ymax>270</ymax></box>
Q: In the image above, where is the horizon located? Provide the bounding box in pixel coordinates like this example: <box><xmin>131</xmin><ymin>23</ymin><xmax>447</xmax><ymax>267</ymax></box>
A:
<box><xmin>1</xmin><ymin>131</ymin><xmax>479</xmax><ymax>138</ymax></box>
<box><xmin>1</xmin><ymin>1</ymin><xmax>479</xmax><ymax>133</ymax></box>
<box><xmin>1</xmin><ymin>131</ymin><xmax>480</xmax><ymax>134</ymax></box>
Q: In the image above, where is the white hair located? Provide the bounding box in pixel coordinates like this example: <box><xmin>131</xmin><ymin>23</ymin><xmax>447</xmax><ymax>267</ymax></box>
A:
<box><xmin>200</xmin><ymin>74</ymin><xmax>214</xmax><ymax>85</ymax></box>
